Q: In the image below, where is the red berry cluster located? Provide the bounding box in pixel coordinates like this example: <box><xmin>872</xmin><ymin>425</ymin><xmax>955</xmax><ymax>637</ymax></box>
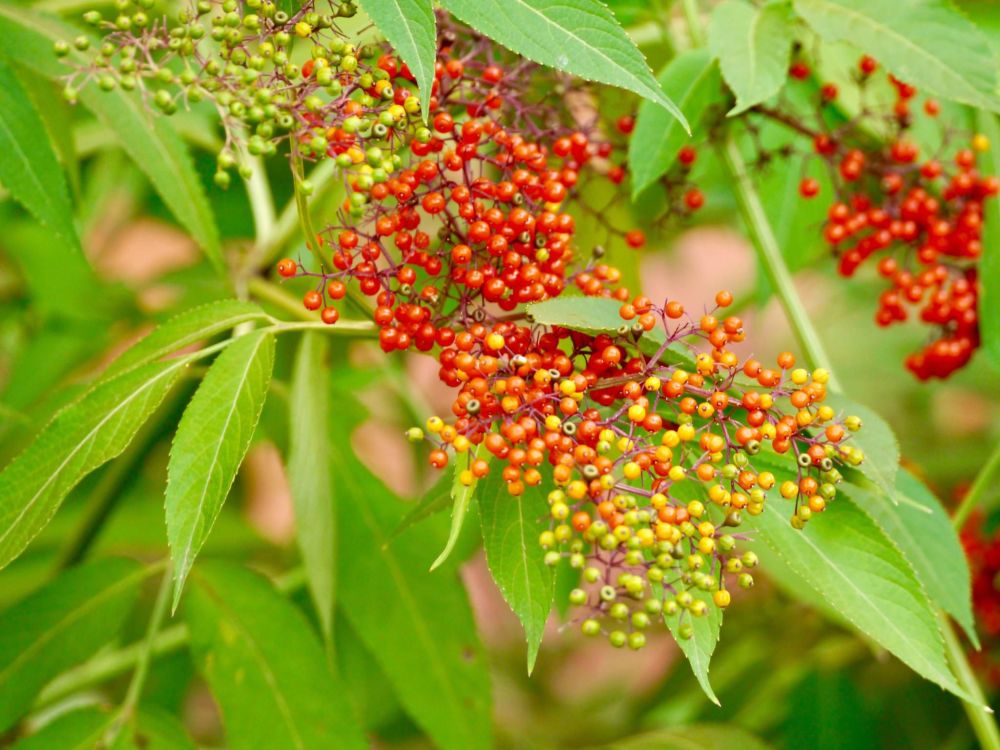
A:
<box><xmin>415</xmin><ymin>290</ymin><xmax>863</xmax><ymax>646</ymax></box>
<box><xmin>764</xmin><ymin>56</ymin><xmax>999</xmax><ymax>379</ymax></box>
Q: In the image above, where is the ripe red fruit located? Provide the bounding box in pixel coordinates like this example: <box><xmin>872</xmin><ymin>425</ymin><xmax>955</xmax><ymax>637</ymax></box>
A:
<box><xmin>276</xmin><ymin>258</ymin><xmax>297</xmax><ymax>277</ymax></box>
<box><xmin>625</xmin><ymin>229</ymin><xmax>646</xmax><ymax>248</ymax></box>
<box><xmin>684</xmin><ymin>188</ymin><xmax>704</xmax><ymax>210</ymax></box>
<box><xmin>799</xmin><ymin>178</ymin><xmax>820</xmax><ymax>198</ymax></box>
<box><xmin>321</xmin><ymin>306</ymin><xmax>339</xmax><ymax>325</ymax></box>
<box><xmin>678</xmin><ymin>145</ymin><xmax>697</xmax><ymax>166</ymax></box>
<box><xmin>303</xmin><ymin>290</ymin><xmax>323</xmax><ymax>311</ymax></box>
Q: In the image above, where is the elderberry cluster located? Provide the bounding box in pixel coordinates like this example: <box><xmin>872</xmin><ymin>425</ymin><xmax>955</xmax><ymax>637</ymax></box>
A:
<box><xmin>751</xmin><ymin>54</ymin><xmax>998</xmax><ymax>379</ymax></box>
<box><xmin>415</xmin><ymin>292</ymin><xmax>863</xmax><ymax>648</ymax></box>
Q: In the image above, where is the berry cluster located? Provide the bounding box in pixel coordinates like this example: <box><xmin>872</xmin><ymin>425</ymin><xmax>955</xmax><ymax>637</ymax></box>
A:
<box><xmin>414</xmin><ymin>293</ymin><xmax>863</xmax><ymax>647</ymax></box>
<box><xmin>66</xmin><ymin>3</ymin><xmax>861</xmax><ymax>649</ymax></box>
<box><xmin>753</xmin><ymin>55</ymin><xmax>998</xmax><ymax>379</ymax></box>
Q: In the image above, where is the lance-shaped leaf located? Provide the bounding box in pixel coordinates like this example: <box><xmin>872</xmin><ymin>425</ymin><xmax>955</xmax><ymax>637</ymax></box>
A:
<box><xmin>334</xmin><ymin>430</ymin><xmax>493</xmax><ymax>750</ymax></box>
<box><xmin>840</xmin><ymin>470</ymin><xmax>979</xmax><ymax>646</ymax></box>
<box><xmin>288</xmin><ymin>332</ymin><xmax>336</xmax><ymax>641</ymax></box>
<box><xmin>431</xmin><ymin>443</ymin><xmax>490</xmax><ymax>571</ymax></box>
<box><xmin>0</xmin><ymin>360</ymin><xmax>185</xmax><ymax>569</ymax></box>
<box><xmin>664</xmin><ymin>588</ymin><xmax>723</xmax><ymax>705</ymax></box>
<box><xmin>0</xmin><ymin>59</ymin><xmax>81</xmax><ymax>256</ymax></box>
<box><xmin>477</xmin><ymin>470</ymin><xmax>554</xmax><ymax>673</ymax></box>
<box><xmin>104</xmin><ymin>300</ymin><xmax>268</xmax><ymax>381</ymax></box>
<box><xmin>629</xmin><ymin>49</ymin><xmax>723</xmax><ymax>198</ymax></box>
<box><xmin>166</xmin><ymin>331</ymin><xmax>275</xmax><ymax>609</ymax></box>
<box><xmin>10</xmin><ymin>708</ymin><xmax>110</xmax><ymax>750</ymax></box>
<box><xmin>0</xmin><ymin>558</ymin><xmax>145</xmax><ymax>729</ymax></box>
<box><xmin>746</xmin><ymin>459</ymin><xmax>973</xmax><ymax>703</ymax></box>
<box><xmin>709</xmin><ymin>0</ymin><xmax>795</xmax><ymax>115</ymax></box>
<box><xmin>794</xmin><ymin>0</ymin><xmax>1000</xmax><ymax>112</ymax></box>
<box><xmin>0</xmin><ymin>5</ymin><xmax>223</xmax><ymax>271</ymax></box>
<box><xmin>186</xmin><ymin>563</ymin><xmax>366</xmax><ymax>750</ymax></box>
<box><xmin>357</xmin><ymin>0</ymin><xmax>436</xmax><ymax>117</ymax></box>
<box><xmin>825</xmin><ymin>393</ymin><xmax>899</xmax><ymax>500</ymax></box>
<box><xmin>438</xmin><ymin>0</ymin><xmax>688</xmax><ymax>129</ymax></box>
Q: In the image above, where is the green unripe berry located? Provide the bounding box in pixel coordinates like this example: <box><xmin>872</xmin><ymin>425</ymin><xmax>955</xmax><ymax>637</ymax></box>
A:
<box><xmin>609</xmin><ymin>602</ymin><xmax>629</xmax><ymax>620</ymax></box>
<box><xmin>599</xmin><ymin>585</ymin><xmax>616</xmax><ymax>602</ymax></box>
<box><xmin>608</xmin><ymin>630</ymin><xmax>627</xmax><ymax>648</ymax></box>
<box><xmin>213</xmin><ymin>170</ymin><xmax>231</xmax><ymax>189</ymax></box>
<box><xmin>581</xmin><ymin>619</ymin><xmax>601</xmax><ymax>637</ymax></box>
<box><xmin>628</xmin><ymin>632</ymin><xmax>646</xmax><ymax>650</ymax></box>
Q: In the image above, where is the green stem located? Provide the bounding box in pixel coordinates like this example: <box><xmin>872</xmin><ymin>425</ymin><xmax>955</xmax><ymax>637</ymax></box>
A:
<box><xmin>103</xmin><ymin>565</ymin><xmax>174</xmax><ymax>744</ymax></box>
<box><xmin>249</xmin><ymin>276</ymin><xmax>322</xmax><ymax>322</ymax></box>
<box><xmin>34</xmin><ymin>566</ymin><xmax>306</xmax><ymax>712</ymax></box>
<box><xmin>942</xmin><ymin>613</ymin><xmax>1000</xmax><ymax>750</ymax></box>
<box><xmin>245</xmin><ymin>155</ymin><xmax>277</xmax><ymax>247</ymax></box>
<box><xmin>258</xmin><ymin>158</ymin><xmax>341</xmax><ymax>267</ymax></box>
<box><xmin>952</xmin><ymin>438</ymin><xmax>1000</xmax><ymax>530</ymax></box>
<box><xmin>681</xmin><ymin>0</ymin><xmax>705</xmax><ymax>47</ymax></box>
<box><xmin>719</xmin><ymin>135</ymin><xmax>842</xmax><ymax>391</ymax></box>
<box><xmin>291</xmin><ymin>152</ymin><xmax>330</xmax><ymax>273</ymax></box>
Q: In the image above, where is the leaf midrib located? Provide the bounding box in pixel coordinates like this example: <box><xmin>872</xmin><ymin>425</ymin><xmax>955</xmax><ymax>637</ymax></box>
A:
<box><xmin>0</xmin><ymin>361</ymin><xmax>182</xmax><ymax>550</ymax></box>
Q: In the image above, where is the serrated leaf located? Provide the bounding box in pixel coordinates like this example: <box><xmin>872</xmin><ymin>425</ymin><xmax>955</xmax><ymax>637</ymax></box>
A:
<box><xmin>438</xmin><ymin>0</ymin><xmax>688</xmax><ymax>129</ymax></box>
<box><xmin>477</xmin><ymin>470</ymin><xmax>554</xmax><ymax>674</ymax></box>
<box><xmin>0</xmin><ymin>360</ymin><xmax>185</xmax><ymax>569</ymax></box>
<box><xmin>333</xmin><ymin>425</ymin><xmax>492</xmax><ymax>750</ymax></box>
<box><xmin>526</xmin><ymin>296</ymin><xmax>695</xmax><ymax>368</ymax></box>
<box><xmin>825</xmin><ymin>393</ymin><xmax>899</xmax><ymax>500</ymax></box>
<box><xmin>977</xmin><ymin>111</ymin><xmax>1000</xmax><ymax>371</ymax></box>
<box><xmin>709</xmin><ymin>0</ymin><xmax>795</xmax><ymax>116</ymax></box>
<box><xmin>10</xmin><ymin>708</ymin><xmax>110</xmax><ymax>750</ymax></box>
<box><xmin>0</xmin><ymin>59</ymin><xmax>81</xmax><ymax>256</ymax></box>
<box><xmin>599</xmin><ymin>724</ymin><xmax>775</xmax><ymax>750</ymax></box>
<box><xmin>629</xmin><ymin>49</ymin><xmax>723</xmax><ymax>198</ymax></box>
<box><xmin>0</xmin><ymin>558</ymin><xmax>145</xmax><ymax>729</ymax></box>
<box><xmin>794</xmin><ymin>0</ymin><xmax>1000</xmax><ymax>112</ymax></box>
<box><xmin>288</xmin><ymin>332</ymin><xmax>335</xmax><ymax>641</ymax></box>
<box><xmin>745</xmin><ymin>467</ymin><xmax>972</xmax><ymax>702</ymax></box>
<box><xmin>185</xmin><ymin>562</ymin><xmax>366</xmax><ymax>750</ymax></box>
<box><xmin>0</xmin><ymin>5</ymin><xmax>223</xmax><ymax>271</ymax></box>
<box><xmin>104</xmin><ymin>300</ymin><xmax>268</xmax><ymax>381</ymax></box>
<box><xmin>431</xmin><ymin>443</ymin><xmax>489</xmax><ymax>571</ymax></box>
<box><xmin>358</xmin><ymin>0</ymin><xmax>436</xmax><ymax>117</ymax></box>
<box><xmin>166</xmin><ymin>331</ymin><xmax>275</xmax><ymax>609</ymax></box>
<box><xmin>664</xmin><ymin>588</ymin><xmax>723</xmax><ymax>705</ymax></box>
<box><xmin>840</xmin><ymin>470</ymin><xmax>979</xmax><ymax>647</ymax></box>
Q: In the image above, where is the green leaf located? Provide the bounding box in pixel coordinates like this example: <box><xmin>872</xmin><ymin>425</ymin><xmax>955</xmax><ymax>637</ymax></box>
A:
<box><xmin>437</xmin><ymin>0</ymin><xmax>689</xmax><ymax>130</ymax></box>
<box><xmin>431</xmin><ymin>443</ymin><xmax>489</xmax><ymax>571</ymax></box>
<box><xmin>745</xmin><ymin>463</ymin><xmax>972</xmax><ymax>702</ymax></box>
<box><xmin>0</xmin><ymin>5</ymin><xmax>223</xmax><ymax>272</ymax></box>
<box><xmin>334</xmin><ymin>434</ymin><xmax>492</xmax><ymax>750</ymax></box>
<box><xmin>824</xmin><ymin>393</ymin><xmax>899</xmax><ymax>500</ymax></box>
<box><xmin>0</xmin><ymin>558</ymin><xmax>145</xmax><ymax>729</ymax></box>
<box><xmin>166</xmin><ymin>331</ymin><xmax>275</xmax><ymax>609</ymax></box>
<box><xmin>709</xmin><ymin>0</ymin><xmax>795</xmax><ymax>116</ymax></box>
<box><xmin>793</xmin><ymin>0</ymin><xmax>1000</xmax><ymax>112</ymax></box>
<box><xmin>477</xmin><ymin>470</ymin><xmax>555</xmax><ymax>674</ymax></box>
<box><xmin>840</xmin><ymin>470</ymin><xmax>979</xmax><ymax>647</ymax></box>
<box><xmin>0</xmin><ymin>360</ymin><xmax>185</xmax><ymax>569</ymax></box>
<box><xmin>388</xmin><ymin>472</ymin><xmax>452</xmax><ymax>542</ymax></box>
<box><xmin>977</xmin><ymin>111</ymin><xmax>1000</xmax><ymax>371</ymax></box>
<box><xmin>629</xmin><ymin>49</ymin><xmax>722</xmax><ymax>198</ymax></box>
<box><xmin>599</xmin><ymin>724</ymin><xmax>775</xmax><ymax>750</ymax></box>
<box><xmin>664</xmin><ymin>588</ymin><xmax>723</xmax><ymax>705</ymax></box>
<box><xmin>0</xmin><ymin>59</ymin><xmax>81</xmax><ymax>256</ymax></box>
<box><xmin>104</xmin><ymin>300</ymin><xmax>268</xmax><ymax>381</ymax></box>
<box><xmin>357</xmin><ymin>0</ymin><xmax>436</xmax><ymax>117</ymax></box>
<box><xmin>288</xmin><ymin>332</ymin><xmax>335</xmax><ymax>641</ymax></box>
<box><xmin>527</xmin><ymin>296</ymin><xmax>696</xmax><ymax>368</ymax></box>
<box><xmin>110</xmin><ymin>709</ymin><xmax>199</xmax><ymax>750</ymax></box>
<box><xmin>10</xmin><ymin>708</ymin><xmax>110</xmax><ymax>750</ymax></box>
<box><xmin>185</xmin><ymin>562</ymin><xmax>366</xmax><ymax>750</ymax></box>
